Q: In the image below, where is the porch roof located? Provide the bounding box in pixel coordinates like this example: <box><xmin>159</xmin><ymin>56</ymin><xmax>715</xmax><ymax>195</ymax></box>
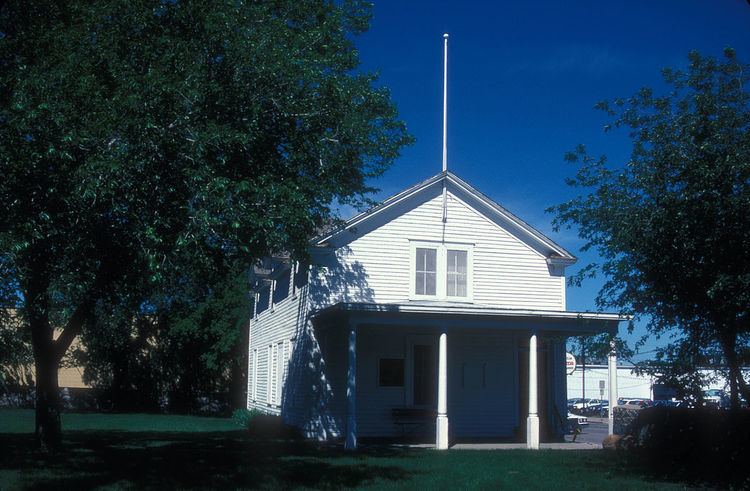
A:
<box><xmin>311</xmin><ymin>302</ymin><xmax>625</xmax><ymax>336</ymax></box>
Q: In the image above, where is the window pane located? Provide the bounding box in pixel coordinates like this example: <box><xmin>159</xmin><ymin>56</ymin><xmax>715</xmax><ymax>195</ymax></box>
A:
<box><xmin>447</xmin><ymin>250</ymin><xmax>467</xmax><ymax>272</ymax></box>
<box><xmin>447</xmin><ymin>250</ymin><xmax>468</xmax><ymax>297</ymax></box>
<box><xmin>416</xmin><ymin>248</ymin><xmax>437</xmax><ymax>272</ymax></box>
<box><xmin>379</xmin><ymin>359</ymin><xmax>405</xmax><ymax>387</ymax></box>
<box><xmin>425</xmin><ymin>248</ymin><xmax>436</xmax><ymax>271</ymax></box>
<box><xmin>455</xmin><ymin>279</ymin><xmax>467</xmax><ymax>297</ymax></box>
<box><xmin>294</xmin><ymin>262</ymin><xmax>309</xmax><ymax>289</ymax></box>
<box><xmin>257</xmin><ymin>286</ymin><xmax>270</xmax><ymax>313</ymax></box>
<box><xmin>273</xmin><ymin>270</ymin><xmax>290</xmax><ymax>304</ymax></box>
<box><xmin>415</xmin><ymin>272</ymin><xmax>437</xmax><ymax>295</ymax></box>
<box><xmin>425</xmin><ymin>272</ymin><xmax>436</xmax><ymax>295</ymax></box>
<box><xmin>415</xmin><ymin>247</ymin><xmax>437</xmax><ymax>296</ymax></box>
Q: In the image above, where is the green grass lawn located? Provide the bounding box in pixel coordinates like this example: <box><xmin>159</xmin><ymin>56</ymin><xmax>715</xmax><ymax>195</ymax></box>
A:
<box><xmin>0</xmin><ymin>408</ymin><xmax>237</xmax><ymax>434</ymax></box>
<box><xmin>0</xmin><ymin>409</ymin><xmax>690</xmax><ymax>490</ymax></box>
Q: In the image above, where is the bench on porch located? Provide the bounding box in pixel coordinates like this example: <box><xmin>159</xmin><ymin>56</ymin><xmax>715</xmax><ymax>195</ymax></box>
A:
<box><xmin>392</xmin><ymin>407</ymin><xmax>436</xmax><ymax>438</ymax></box>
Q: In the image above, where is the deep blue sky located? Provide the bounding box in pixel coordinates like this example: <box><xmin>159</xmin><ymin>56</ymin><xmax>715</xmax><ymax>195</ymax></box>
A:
<box><xmin>349</xmin><ymin>0</ymin><xmax>750</xmax><ymax>360</ymax></box>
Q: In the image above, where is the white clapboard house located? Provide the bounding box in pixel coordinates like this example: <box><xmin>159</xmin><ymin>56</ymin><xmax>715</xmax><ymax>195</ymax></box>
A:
<box><xmin>246</xmin><ymin>171</ymin><xmax>623</xmax><ymax>449</ymax></box>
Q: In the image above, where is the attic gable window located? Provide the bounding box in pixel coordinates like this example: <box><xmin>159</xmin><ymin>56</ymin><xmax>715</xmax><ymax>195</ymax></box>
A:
<box><xmin>410</xmin><ymin>242</ymin><xmax>473</xmax><ymax>301</ymax></box>
<box><xmin>415</xmin><ymin>247</ymin><xmax>437</xmax><ymax>296</ymax></box>
<box><xmin>446</xmin><ymin>249</ymin><xmax>467</xmax><ymax>297</ymax></box>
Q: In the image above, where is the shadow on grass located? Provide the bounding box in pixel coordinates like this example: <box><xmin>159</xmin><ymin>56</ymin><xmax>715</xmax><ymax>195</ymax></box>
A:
<box><xmin>0</xmin><ymin>431</ymin><xmax>416</xmax><ymax>489</ymax></box>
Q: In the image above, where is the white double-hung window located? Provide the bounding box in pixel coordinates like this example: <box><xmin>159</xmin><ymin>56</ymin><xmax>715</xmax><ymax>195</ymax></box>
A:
<box><xmin>410</xmin><ymin>242</ymin><xmax>473</xmax><ymax>301</ymax></box>
<box><xmin>446</xmin><ymin>249</ymin><xmax>468</xmax><ymax>297</ymax></box>
<box><xmin>415</xmin><ymin>247</ymin><xmax>438</xmax><ymax>296</ymax></box>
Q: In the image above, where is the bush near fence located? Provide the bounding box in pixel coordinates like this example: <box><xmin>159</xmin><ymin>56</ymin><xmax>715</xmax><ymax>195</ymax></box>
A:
<box><xmin>624</xmin><ymin>406</ymin><xmax>750</xmax><ymax>487</ymax></box>
<box><xmin>612</xmin><ymin>404</ymin><xmax>641</xmax><ymax>435</ymax></box>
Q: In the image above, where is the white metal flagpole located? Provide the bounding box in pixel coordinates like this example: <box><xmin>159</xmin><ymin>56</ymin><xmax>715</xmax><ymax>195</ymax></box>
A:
<box><xmin>442</xmin><ymin>33</ymin><xmax>449</xmax><ymax>173</ymax></box>
<box><xmin>441</xmin><ymin>33</ymin><xmax>449</xmax><ymax>223</ymax></box>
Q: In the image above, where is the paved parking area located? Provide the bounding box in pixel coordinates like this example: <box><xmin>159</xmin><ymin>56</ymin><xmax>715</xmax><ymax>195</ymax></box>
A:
<box><xmin>567</xmin><ymin>419</ymin><xmax>608</xmax><ymax>446</ymax></box>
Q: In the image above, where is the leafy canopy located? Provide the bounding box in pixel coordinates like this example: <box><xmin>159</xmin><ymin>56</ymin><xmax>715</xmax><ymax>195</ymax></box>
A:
<box><xmin>550</xmin><ymin>49</ymin><xmax>750</xmax><ymax>403</ymax></box>
<box><xmin>0</xmin><ymin>0</ymin><xmax>413</xmax><ymax>444</ymax></box>
<box><xmin>0</xmin><ymin>0</ymin><xmax>412</xmax><ymax>299</ymax></box>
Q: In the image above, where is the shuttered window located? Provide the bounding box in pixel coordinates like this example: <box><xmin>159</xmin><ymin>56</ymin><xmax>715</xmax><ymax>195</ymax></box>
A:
<box><xmin>266</xmin><ymin>345</ymin><xmax>273</xmax><ymax>404</ymax></box>
<box><xmin>275</xmin><ymin>341</ymin><xmax>284</xmax><ymax>406</ymax></box>
<box><xmin>251</xmin><ymin>349</ymin><xmax>258</xmax><ymax>401</ymax></box>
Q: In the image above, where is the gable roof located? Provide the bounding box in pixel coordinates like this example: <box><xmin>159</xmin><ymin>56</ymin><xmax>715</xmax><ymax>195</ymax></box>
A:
<box><xmin>314</xmin><ymin>171</ymin><xmax>577</xmax><ymax>265</ymax></box>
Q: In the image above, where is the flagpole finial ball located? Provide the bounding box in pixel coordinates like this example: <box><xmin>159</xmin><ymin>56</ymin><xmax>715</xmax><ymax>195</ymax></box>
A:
<box><xmin>443</xmin><ymin>33</ymin><xmax>449</xmax><ymax>39</ymax></box>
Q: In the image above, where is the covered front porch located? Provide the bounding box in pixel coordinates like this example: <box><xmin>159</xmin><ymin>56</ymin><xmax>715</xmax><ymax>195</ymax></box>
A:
<box><xmin>312</xmin><ymin>302</ymin><xmax>623</xmax><ymax>450</ymax></box>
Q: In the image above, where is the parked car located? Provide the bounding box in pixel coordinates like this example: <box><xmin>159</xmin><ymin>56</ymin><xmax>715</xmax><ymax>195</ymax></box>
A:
<box><xmin>618</xmin><ymin>398</ymin><xmax>653</xmax><ymax>408</ymax></box>
<box><xmin>582</xmin><ymin>399</ymin><xmax>609</xmax><ymax>416</ymax></box>
<box><xmin>568</xmin><ymin>398</ymin><xmax>594</xmax><ymax>412</ymax></box>
<box><xmin>567</xmin><ymin>412</ymin><xmax>588</xmax><ymax>433</ymax></box>
<box><xmin>567</xmin><ymin>398</ymin><xmax>585</xmax><ymax>410</ymax></box>
<box><xmin>703</xmin><ymin>389</ymin><xmax>729</xmax><ymax>409</ymax></box>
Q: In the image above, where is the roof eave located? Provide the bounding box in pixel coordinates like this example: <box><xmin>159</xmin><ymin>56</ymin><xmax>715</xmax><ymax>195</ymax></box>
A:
<box><xmin>312</xmin><ymin>171</ymin><xmax>446</xmax><ymax>246</ymax></box>
<box><xmin>313</xmin><ymin>301</ymin><xmax>628</xmax><ymax>322</ymax></box>
<box><xmin>445</xmin><ymin>172</ymin><xmax>577</xmax><ymax>261</ymax></box>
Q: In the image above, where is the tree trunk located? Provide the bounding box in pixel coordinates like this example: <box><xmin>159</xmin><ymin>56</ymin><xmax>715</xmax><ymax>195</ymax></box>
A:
<box><xmin>34</xmin><ymin>349</ymin><xmax>62</xmax><ymax>451</ymax></box>
<box><xmin>720</xmin><ymin>331</ymin><xmax>742</xmax><ymax>412</ymax></box>
<box><xmin>25</xmin><ymin>260</ymin><xmax>63</xmax><ymax>451</ymax></box>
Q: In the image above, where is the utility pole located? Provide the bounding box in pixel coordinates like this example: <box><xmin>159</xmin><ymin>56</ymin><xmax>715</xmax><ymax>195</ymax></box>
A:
<box><xmin>581</xmin><ymin>337</ymin><xmax>586</xmax><ymax>410</ymax></box>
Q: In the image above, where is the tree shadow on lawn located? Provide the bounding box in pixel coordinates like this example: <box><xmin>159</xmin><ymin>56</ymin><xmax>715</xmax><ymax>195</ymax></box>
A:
<box><xmin>0</xmin><ymin>431</ymin><xmax>416</xmax><ymax>489</ymax></box>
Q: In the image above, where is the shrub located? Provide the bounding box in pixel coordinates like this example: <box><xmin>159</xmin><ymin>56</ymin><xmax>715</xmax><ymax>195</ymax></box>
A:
<box><xmin>612</xmin><ymin>405</ymin><xmax>640</xmax><ymax>435</ymax></box>
<box><xmin>624</xmin><ymin>406</ymin><xmax>750</xmax><ymax>487</ymax></box>
<box><xmin>232</xmin><ymin>408</ymin><xmax>262</xmax><ymax>429</ymax></box>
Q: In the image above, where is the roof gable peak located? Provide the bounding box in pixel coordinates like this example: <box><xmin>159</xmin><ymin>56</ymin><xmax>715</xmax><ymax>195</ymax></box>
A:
<box><xmin>314</xmin><ymin>171</ymin><xmax>576</xmax><ymax>265</ymax></box>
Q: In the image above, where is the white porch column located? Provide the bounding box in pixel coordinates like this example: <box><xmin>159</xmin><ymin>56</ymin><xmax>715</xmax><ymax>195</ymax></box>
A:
<box><xmin>527</xmin><ymin>332</ymin><xmax>540</xmax><ymax>449</ymax></box>
<box><xmin>608</xmin><ymin>339</ymin><xmax>618</xmax><ymax>436</ymax></box>
<box><xmin>345</xmin><ymin>324</ymin><xmax>357</xmax><ymax>450</ymax></box>
<box><xmin>436</xmin><ymin>331</ymin><xmax>449</xmax><ymax>450</ymax></box>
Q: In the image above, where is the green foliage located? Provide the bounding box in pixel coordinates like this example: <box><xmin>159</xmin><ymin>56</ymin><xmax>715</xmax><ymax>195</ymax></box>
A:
<box><xmin>0</xmin><ymin>258</ymin><xmax>31</xmax><ymax>391</ymax></box>
<box><xmin>550</xmin><ymin>49</ymin><xmax>750</xmax><ymax>406</ymax></box>
<box><xmin>231</xmin><ymin>408</ymin><xmax>262</xmax><ymax>429</ymax></box>
<box><xmin>0</xmin><ymin>312</ymin><xmax>33</xmax><ymax>391</ymax></box>
<box><xmin>0</xmin><ymin>0</ymin><xmax>412</xmax><ymax>294</ymax></box>
<box><xmin>73</xmin><ymin>267</ymin><xmax>253</xmax><ymax>413</ymax></box>
<box><xmin>571</xmin><ymin>334</ymin><xmax>632</xmax><ymax>366</ymax></box>
<box><xmin>0</xmin><ymin>0</ymin><xmax>412</xmax><ymax>443</ymax></box>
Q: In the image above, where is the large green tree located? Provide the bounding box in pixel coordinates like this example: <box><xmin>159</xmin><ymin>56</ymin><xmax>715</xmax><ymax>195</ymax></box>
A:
<box><xmin>551</xmin><ymin>49</ymin><xmax>750</xmax><ymax>410</ymax></box>
<box><xmin>74</xmin><ymin>263</ymin><xmax>252</xmax><ymax>414</ymax></box>
<box><xmin>0</xmin><ymin>0</ymin><xmax>412</xmax><ymax>449</ymax></box>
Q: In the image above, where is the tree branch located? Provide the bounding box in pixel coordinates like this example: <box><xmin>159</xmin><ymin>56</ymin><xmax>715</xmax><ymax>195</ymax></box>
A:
<box><xmin>52</xmin><ymin>257</ymin><xmax>122</xmax><ymax>363</ymax></box>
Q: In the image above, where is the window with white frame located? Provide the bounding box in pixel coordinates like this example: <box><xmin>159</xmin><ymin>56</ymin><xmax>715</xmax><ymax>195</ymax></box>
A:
<box><xmin>275</xmin><ymin>341</ymin><xmax>284</xmax><ymax>406</ymax></box>
<box><xmin>446</xmin><ymin>249</ymin><xmax>468</xmax><ymax>297</ymax></box>
<box><xmin>251</xmin><ymin>349</ymin><xmax>258</xmax><ymax>401</ymax></box>
<box><xmin>267</xmin><ymin>345</ymin><xmax>274</xmax><ymax>405</ymax></box>
<box><xmin>414</xmin><ymin>247</ymin><xmax>437</xmax><ymax>296</ymax></box>
<box><xmin>410</xmin><ymin>242</ymin><xmax>473</xmax><ymax>301</ymax></box>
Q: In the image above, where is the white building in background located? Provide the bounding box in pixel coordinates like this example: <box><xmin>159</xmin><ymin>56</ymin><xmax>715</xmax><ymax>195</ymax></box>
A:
<box><xmin>567</xmin><ymin>365</ymin><xmax>735</xmax><ymax>401</ymax></box>
<box><xmin>568</xmin><ymin>365</ymin><xmax>654</xmax><ymax>401</ymax></box>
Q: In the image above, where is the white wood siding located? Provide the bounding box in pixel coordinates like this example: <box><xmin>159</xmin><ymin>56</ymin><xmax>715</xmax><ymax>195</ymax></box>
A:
<box><xmin>353</xmin><ymin>328</ymin><xmax>520</xmax><ymax>438</ymax></box>
<box><xmin>312</xmin><ymin>191</ymin><xmax>565</xmax><ymax>310</ymax></box>
<box><xmin>248</xmin><ymin>270</ymin><xmax>308</xmax><ymax>416</ymax></box>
